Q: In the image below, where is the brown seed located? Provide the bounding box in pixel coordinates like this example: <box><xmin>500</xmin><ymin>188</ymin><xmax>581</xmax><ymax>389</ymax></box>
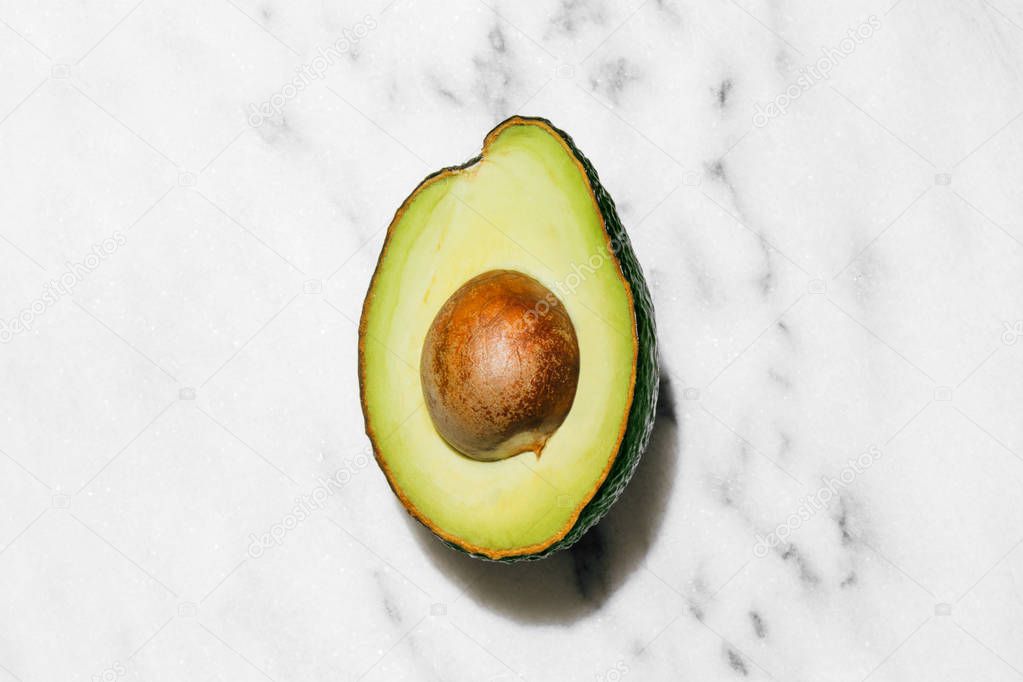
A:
<box><xmin>420</xmin><ymin>270</ymin><xmax>580</xmax><ymax>461</ymax></box>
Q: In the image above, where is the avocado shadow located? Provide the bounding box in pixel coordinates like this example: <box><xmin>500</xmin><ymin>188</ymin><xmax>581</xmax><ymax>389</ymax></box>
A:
<box><xmin>404</xmin><ymin>368</ymin><xmax>681</xmax><ymax>624</ymax></box>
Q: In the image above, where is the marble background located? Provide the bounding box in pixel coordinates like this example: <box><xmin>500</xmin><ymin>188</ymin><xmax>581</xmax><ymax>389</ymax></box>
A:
<box><xmin>2</xmin><ymin>0</ymin><xmax>1023</xmax><ymax>679</ymax></box>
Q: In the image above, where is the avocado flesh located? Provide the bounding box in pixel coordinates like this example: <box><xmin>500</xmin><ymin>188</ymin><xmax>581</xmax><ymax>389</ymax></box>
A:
<box><xmin>360</xmin><ymin>117</ymin><xmax>657</xmax><ymax>560</ymax></box>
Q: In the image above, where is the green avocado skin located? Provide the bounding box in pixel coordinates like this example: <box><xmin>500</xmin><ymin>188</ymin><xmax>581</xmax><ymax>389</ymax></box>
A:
<box><xmin>444</xmin><ymin>117</ymin><xmax>660</xmax><ymax>562</ymax></box>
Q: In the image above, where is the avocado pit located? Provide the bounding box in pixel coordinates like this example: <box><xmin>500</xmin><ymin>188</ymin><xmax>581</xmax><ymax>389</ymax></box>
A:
<box><xmin>420</xmin><ymin>269</ymin><xmax>580</xmax><ymax>462</ymax></box>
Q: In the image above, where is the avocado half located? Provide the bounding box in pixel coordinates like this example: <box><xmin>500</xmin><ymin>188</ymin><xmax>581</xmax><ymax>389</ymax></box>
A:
<box><xmin>359</xmin><ymin>116</ymin><xmax>658</xmax><ymax>561</ymax></box>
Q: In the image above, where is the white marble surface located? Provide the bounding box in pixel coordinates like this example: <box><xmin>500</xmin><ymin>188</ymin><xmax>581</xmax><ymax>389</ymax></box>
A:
<box><xmin>2</xmin><ymin>0</ymin><xmax>1023</xmax><ymax>679</ymax></box>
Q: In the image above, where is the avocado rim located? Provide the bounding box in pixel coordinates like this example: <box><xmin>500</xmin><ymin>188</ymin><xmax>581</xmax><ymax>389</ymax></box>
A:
<box><xmin>358</xmin><ymin>115</ymin><xmax>659</xmax><ymax>561</ymax></box>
